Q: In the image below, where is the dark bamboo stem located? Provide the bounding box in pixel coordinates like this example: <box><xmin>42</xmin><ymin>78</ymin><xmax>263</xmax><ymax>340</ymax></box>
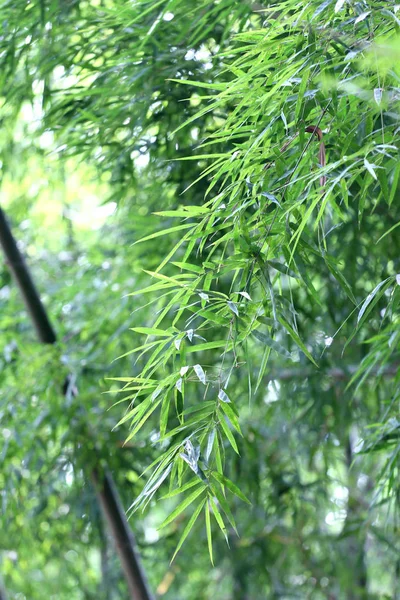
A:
<box><xmin>0</xmin><ymin>205</ymin><xmax>154</xmax><ymax>600</ymax></box>
<box><xmin>92</xmin><ymin>469</ymin><xmax>154</xmax><ymax>600</ymax></box>
<box><xmin>0</xmin><ymin>207</ymin><xmax>56</xmax><ymax>343</ymax></box>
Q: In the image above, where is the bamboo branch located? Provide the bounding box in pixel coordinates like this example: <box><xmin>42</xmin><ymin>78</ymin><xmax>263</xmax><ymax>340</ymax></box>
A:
<box><xmin>0</xmin><ymin>205</ymin><xmax>154</xmax><ymax>600</ymax></box>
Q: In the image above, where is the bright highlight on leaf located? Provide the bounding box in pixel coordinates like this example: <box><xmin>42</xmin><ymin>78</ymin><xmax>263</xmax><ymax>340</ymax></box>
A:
<box><xmin>335</xmin><ymin>0</ymin><xmax>346</xmax><ymax>12</ymax></box>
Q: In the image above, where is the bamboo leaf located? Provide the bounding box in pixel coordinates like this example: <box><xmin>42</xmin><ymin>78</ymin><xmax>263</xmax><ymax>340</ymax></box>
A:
<box><xmin>160</xmin><ymin>478</ymin><xmax>203</xmax><ymax>500</ymax></box>
<box><xmin>357</xmin><ymin>278</ymin><xmax>393</xmax><ymax>324</ymax></box>
<box><xmin>193</xmin><ymin>363</ymin><xmax>206</xmax><ymax>385</ymax></box>
<box><xmin>252</xmin><ymin>330</ymin><xmax>292</xmax><ymax>359</ymax></box>
<box><xmin>218</xmin><ymin>389</ymin><xmax>230</xmax><ymax>403</ymax></box>
<box><xmin>389</xmin><ymin>161</ymin><xmax>400</xmax><ymax>206</ymax></box>
<box><xmin>268</xmin><ymin>260</ymin><xmax>299</xmax><ymax>279</ymax></box>
<box><xmin>186</xmin><ymin>341</ymin><xmax>230</xmax><ymax>353</ymax></box>
<box><xmin>209</xmin><ymin>496</ymin><xmax>228</xmax><ymax>544</ymax></box>
<box><xmin>211</xmin><ymin>471</ymin><xmax>251</xmax><ymax>505</ymax></box>
<box><xmin>278</xmin><ymin>316</ymin><xmax>318</xmax><ymax>367</ymax></box>
<box><xmin>219</xmin><ymin>413</ymin><xmax>239</xmax><ymax>454</ymax></box>
<box><xmin>158</xmin><ymin>486</ymin><xmax>206</xmax><ymax>530</ymax></box>
<box><xmin>170</xmin><ymin>498</ymin><xmax>207</xmax><ymax>562</ymax></box>
<box><xmin>133</xmin><ymin>223</ymin><xmax>194</xmax><ymax>244</ymax></box>
<box><xmin>219</xmin><ymin>401</ymin><xmax>242</xmax><ymax>435</ymax></box>
<box><xmin>295</xmin><ymin>68</ymin><xmax>309</xmax><ymax>121</ymax></box>
<box><xmin>227</xmin><ymin>300</ymin><xmax>239</xmax><ymax>316</ymax></box>
<box><xmin>131</xmin><ymin>327</ymin><xmax>174</xmax><ymax>336</ymax></box>
<box><xmin>205</xmin><ymin>500</ymin><xmax>214</xmax><ymax>565</ymax></box>
<box><xmin>210</xmin><ymin>484</ymin><xmax>238</xmax><ymax>533</ymax></box>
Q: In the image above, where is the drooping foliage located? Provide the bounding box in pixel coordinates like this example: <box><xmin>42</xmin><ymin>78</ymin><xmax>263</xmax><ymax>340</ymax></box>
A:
<box><xmin>117</xmin><ymin>0</ymin><xmax>400</xmax><ymax>567</ymax></box>
<box><xmin>1</xmin><ymin>0</ymin><xmax>400</xmax><ymax>598</ymax></box>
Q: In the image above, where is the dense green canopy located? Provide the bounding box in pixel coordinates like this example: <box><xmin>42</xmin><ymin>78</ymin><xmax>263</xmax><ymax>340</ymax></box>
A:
<box><xmin>1</xmin><ymin>1</ymin><xmax>399</xmax><ymax>598</ymax></box>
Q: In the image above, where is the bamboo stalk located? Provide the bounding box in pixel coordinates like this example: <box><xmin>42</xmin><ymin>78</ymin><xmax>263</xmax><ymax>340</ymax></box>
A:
<box><xmin>0</xmin><ymin>207</ymin><xmax>56</xmax><ymax>343</ymax></box>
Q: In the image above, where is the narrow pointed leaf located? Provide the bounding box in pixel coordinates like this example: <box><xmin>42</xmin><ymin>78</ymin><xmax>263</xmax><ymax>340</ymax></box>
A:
<box><xmin>158</xmin><ymin>486</ymin><xmax>206</xmax><ymax>530</ymax></box>
<box><xmin>170</xmin><ymin>498</ymin><xmax>207</xmax><ymax>563</ymax></box>
<box><xmin>205</xmin><ymin>501</ymin><xmax>214</xmax><ymax>565</ymax></box>
<box><xmin>211</xmin><ymin>471</ymin><xmax>251</xmax><ymax>505</ymax></box>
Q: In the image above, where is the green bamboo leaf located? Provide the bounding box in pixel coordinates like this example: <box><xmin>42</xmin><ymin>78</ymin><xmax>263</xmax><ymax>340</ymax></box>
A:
<box><xmin>376</xmin><ymin>221</ymin><xmax>400</xmax><ymax>244</ymax></box>
<box><xmin>295</xmin><ymin>68</ymin><xmax>309</xmax><ymax>121</ymax></box>
<box><xmin>175</xmin><ymin>154</ymin><xmax>229</xmax><ymax>161</ymax></box>
<box><xmin>325</xmin><ymin>256</ymin><xmax>357</xmax><ymax>305</ymax></box>
<box><xmin>143</xmin><ymin>270</ymin><xmax>195</xmax><ymax>286</ymax></box>
<box><xmin>154</xmin><ymin>206</ymin><xmax>210</xmax><ymax>217</ymax></box>
<box><xmin>219</xmin><ymin>401</ymin><xmax>242</xmax><ymax>436</ymax></box>
<box><xmin>227</xmin><ymin>301</ymin><xmax>239</xmax><ymax>316</ymax></box>
<box><xmin>357</xmin><ymin>278</ymin><xmax>393</xmax><ymax>325</ymax></box>
<box><xmin>181</xmin><ymin>401</ymin><xmax>216</xmax><ymax>417</ymax></box>
<box><xmin>209</xmin><ymin>496</ymin><xmax>228</xmax><ymax>544</ymax></box>
<box><xmin>158</xmin><ymin>485</ymin><xmax>206</xmax><ymax>530</ymax></box>
<box><xmin>157</xmin><ymin>409</ymin><xmax>213</xmax><ymax>442</ymax></box>
<box><xmin>340</xmin><ymin>177</ymin><xmax>349</xmax><ymax>208</ymax></box>
<box><xmin>107</xmin><ymin>377</ymin><xmax>157</xmax><ymax>383</ymax></box>
<box><xmin>133</xmin><ymin>223</ymin><xmax>194</xmax><ymax>245</ymax></box>
<box><xmin>192</xmin><ymin>307</ymin><xmax>227</xmax><ymax>326</ymax></box>
<box><xmin>167</xmin><ymin>78</ymin><xmax>226</xmax><ymax>91</ymax></box>
<box><xmin>255</xmin><ymin>346</ymin><xmax>271</xmax><ymax>393</ymax></box>
<box><xmin>160</xmin><ymin>478</ymin><xmax>203</xmax><ymax>501</ymax></box>
<box><xmin>131</xmin><ymin>327</ymin><xmax>174</xmax><ymax>336</ymax></box>
<box><xmin>115</xmin><ymin>396</ymin><xmax>152</xmax><ymax>428</ymax></box>
<box><xmin>193</xmin><ymin>363</ymin><xmax>206</xmax><ymax>384</ymax></box>
<box><xmin>376</xmin><ymin>167</ymin><xmax>389</xmax><ymax>204</ymax></box>
<box><xmin>252</xmin><ymin>330</ymin><xmax>292</xmax><ymax>359</ymax></box>
<box><xmin>214</xmin><ymin>431</ymin><xmax>224</xmax><ymax>475</ymax></box>
<box><xmin>205</xmin><ymin>429</ymin><xmax>216</xmax><ymax>463</ymax></box>
<box><xmin>389</xmin><ymin>161</ymin><xmax>400</xmax><ymax>206</ymax></box>
<box><xmin>364</xmin><ymin>158</ymin><xmax>378</xmax><ymax>180</ymax></box>
<box><xmin>211</xmin><ymin>471</ymin><xmax>251</xmax><ymax>505</ymax></box>
<box><xmin>155</xmin><ymin>230</ymin><xmax>195</xmax><ymax>274</ymax></box>
<box><xmin>210</xmin><ymin>484</ymin><xmax>238</xmax><ymax>533</ymax></box>
<box><xmin>160</xmin><ymin>395</ymin><xmax>170</xmax><ymax>437</ymax></box>
<box><xmin>291</xmin><ymin>251</ymin><xmax>322</xmax><ymax>307</ymax></box>
<box><xmin>125</xmin><ymin>397</ymin><xmax>163</xmax><ymax>442</ymax></box>
<box><xmin>278</xmin><ymin>316</ymin><xmax>318</xmax><ymax>367</ymax></box>
<box><xmin>186</xmin><ymin>340</ymin><xmax>229</xmax><ymax>353</ymax></box>
<box><xmin>268</xmin><ymin>259</ymin><xmax>299</xmax><ymax>279</ymax></box>
<box><xmin>205</xmin><ymin>501</ymin><xmax>214</xmax><ymax>565</ymax></box>
<box><xmin>210</xmin><ymin>483</ymin><xmax>239</xmax><ymax>535</ymax></box>
<box><xmin>170</xmin><ymin>498</ymin><xmax>206</xmax><ymax>563</ymax></box>
<box><xmin>219</xmin><ymin>414</ymin><xmax>239</xmax><ymax>454</ymax></box>
<box><xmin>172</xmin><ymin>261</ymin><xmax>204</xmax><ymax>273</ymax></box>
